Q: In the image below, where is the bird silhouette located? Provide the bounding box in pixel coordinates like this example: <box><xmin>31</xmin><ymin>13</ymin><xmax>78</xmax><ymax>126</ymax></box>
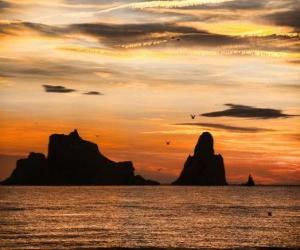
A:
<box><xmin>166</xmin><ymin>141</ymin><xmax>171</xmax><ymax>145</ymax></box>
<box><xmin>268</xmin><ymin>212</ymin><xmax>272</xmax><ymax>216</ymax></box>
<box><xmin>190</xmin><ymin>114</ymin><xmax>196</xmax><ymax>119</ymax></box>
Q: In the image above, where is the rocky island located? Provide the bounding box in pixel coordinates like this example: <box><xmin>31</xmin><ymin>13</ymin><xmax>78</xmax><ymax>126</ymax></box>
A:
<box><xmin>1</xmin><ymin>129</ymin><xmax>159</xmax><ymax>185</ymax></box>
<box><xmin>243</xmin><ymin>174</ymin><xmax>255</xmax><ymax>186</ymax></box>
<box><xmin>173</xmin><ymin>132</ymin><xmax>227</xmax><ymax>185</ymax></box>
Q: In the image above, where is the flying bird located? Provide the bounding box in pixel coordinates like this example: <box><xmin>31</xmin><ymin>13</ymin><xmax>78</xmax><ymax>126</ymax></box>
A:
<box><xmin>190</xmin><ymin>114</ymin><xmax>196</xmax><ymax>119</ymax></box>
<box><xmin>166</xmin><ymin>141</ymin><xmax>171</xmax><ymax>145</ymax></box>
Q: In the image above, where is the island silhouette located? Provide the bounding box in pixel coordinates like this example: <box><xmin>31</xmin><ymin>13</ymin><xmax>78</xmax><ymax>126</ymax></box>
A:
<box><xmin>243</xmin><ymin>174</ymin><xmax>256</xmax><ymax>186</ymax></box>
<box><xmin>172</xmin><ymin>132</ymin><xmax>227</xmax><ymax>185</ymax></box>
<box><xmin>1</xmin><ymin>130</ymin><xmax>255</xmax><ymax>186</ymax></box>
<box><xmin>1</xmin><ymin>129</ymin><xmax>159</xmax><ymax>185</ymax></box>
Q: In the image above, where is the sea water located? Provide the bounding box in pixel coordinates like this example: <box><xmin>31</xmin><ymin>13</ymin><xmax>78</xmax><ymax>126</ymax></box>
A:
<box><xmin>0</xmin><ymin>186</ymin><xmax>299</xmax><ymax>249</ymax></box>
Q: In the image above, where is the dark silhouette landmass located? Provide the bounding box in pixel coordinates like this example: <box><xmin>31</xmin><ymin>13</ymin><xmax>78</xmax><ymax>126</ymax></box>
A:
<box><xmin>242</xmin><ymin>174</ymin><xmax>255</xmax><ymax>186</ymax></box>
<box><xmin>173</xmin><ymin>132</ymin><xmax>227</xmax><ymax>185</ymax></box>
<box><xmin>1</xmin><ymin>130</ymin><xmax>159</xmax><ymax>185</ymax></box>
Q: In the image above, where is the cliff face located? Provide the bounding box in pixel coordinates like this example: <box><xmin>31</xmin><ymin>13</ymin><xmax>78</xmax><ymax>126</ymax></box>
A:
<box><xmin>2</xmin><ymin>130</ymin><xmax>159</xmax><ymax>185</ymax></box>
<box><xmin>173</xmin><ymin>132</ymin><xmax>227</xmax><ymax>185</ymax></box>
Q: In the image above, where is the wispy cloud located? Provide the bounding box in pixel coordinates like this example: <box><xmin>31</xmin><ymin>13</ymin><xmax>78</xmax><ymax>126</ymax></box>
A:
<box><xmin>174</xmin><ymin>122</ymin><xmax>274</xmax><ymax>133</ymax></box>
<box><xmin>96</xmin><ymin>0</ymin><xmax>233</xmax><ymax>13</ymax></box>
<box><xmin>202</xmin><ymin>104</ymin><xmax>294</xmax><ymax>119</ymax></box>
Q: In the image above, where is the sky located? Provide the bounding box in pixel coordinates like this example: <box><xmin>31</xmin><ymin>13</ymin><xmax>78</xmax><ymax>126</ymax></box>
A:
<box><xmin>0</xmin><ymin>0</ymin><xmax>299</xmax><ymax>184</ymax></box>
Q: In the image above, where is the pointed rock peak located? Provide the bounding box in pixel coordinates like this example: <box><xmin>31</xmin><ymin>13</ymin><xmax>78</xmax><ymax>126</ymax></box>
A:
<box><xmin>69</xmin><ymin>129</ymin><xmax>81</xmax><ymax>140</ymax></box>
<box><xmin>194</xmin><ymin>131</ymin><xmax>214</xmax><ymax>156</ymax></box>
<box><xmin>246</xmin><ymin>174</ymin><xmax>255</xmax><ymax>186</ymax></box>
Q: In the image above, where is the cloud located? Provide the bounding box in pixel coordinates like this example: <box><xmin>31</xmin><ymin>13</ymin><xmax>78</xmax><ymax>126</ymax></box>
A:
<box><xmin>0</xmin><ymin>21</ymin><xmax>240</xmax><ymax>47</ymax></box>
<box><xmin>201</xmin><ymin>103</ymin><xmax>293</xmax><ymax>119</ymax></box>
<box><xmin>0</xmin><ymin>21</ymin><xmax>63</xmax><ymax>36</ymax></box>
<box><xmin>84</xmin><ymin>91</ymin><xmax>104</xmax><ymax>95</ymax></box>
<box><xmin>1</xmin><ymin>21</ymin><xmax>299</xmax><ymax>52</ymax></box>
<box><xmin>174</xmin><ymin>122</ymin><xmax>274</xmax><ymax>133</ymax></box>
<box><xmin>69</xmin><ymin>22</ymin><xmax>242</xmax><ymax>47</ymax></box>
<box><xmin>179</xmin><ymin>0</ymin><xmax>267</xmax><ymax>10</ymax></box>
<box><xmin>263</xmin><ymin>8</ymin><xmax>300</xmax><ymax>31</ymax></box>
<box><xmin>70</xmin><ymin>22</ymin><xmax>200</xmax><ymax>38</ymax></box>
<box><xmin>43</xmin><ymin>85</ymin><xmax>76</xmax><ymax>93</ymax></box>
<box><xmin>94</xmin><ymin>0</ymin><xmax>233</xmax><ymax>13</ymax></box>
<box><xmin>64</xmin><ymin>0</ymin><xmax>146</xmax><ymax>4</ymax></box>
<box><xmin>0</xmin><ymin>56</ymin><xmax>113</xmax><ymax>82</ymax></box>
<box><xmin>0</xmin><ymin>19</ymin><xmax>299</xmax><ymax>54</ymax></box>
<box><xmin>0</xmin><ymin>0</ymin><xmax>10</xmax><ymax>9</ymax></box>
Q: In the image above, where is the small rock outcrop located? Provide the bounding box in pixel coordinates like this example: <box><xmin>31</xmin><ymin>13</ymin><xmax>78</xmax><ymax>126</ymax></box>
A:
<box><xmin>1</xmin><ymin>130</ymin><xmax>159</xmax><ymax>185</ymax></box>
<box><xmin>243</xmin><ymin>174</ymin><xmax>255</xmax><ymax>186</ymax></box>
<box><xmin>172</xmin><ymin>132</ymin><xmax>227</xmax><ymax>185</ymax></box>
<box><xmin>1</xmin><ymin>153</ymin><xmax>49</xmax><ymax>185</ymax></box>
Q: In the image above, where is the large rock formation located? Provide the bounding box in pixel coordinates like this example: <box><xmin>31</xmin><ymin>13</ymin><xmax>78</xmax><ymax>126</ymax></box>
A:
<box><xmin>1</xmin><ymin>130</ymin><xmax>159</xmax><ymax>185</ymax></box>
<box><xmin>173</xmin><ymin>132</ymin><xmax>227</xmax><ymax>185</ymax></box>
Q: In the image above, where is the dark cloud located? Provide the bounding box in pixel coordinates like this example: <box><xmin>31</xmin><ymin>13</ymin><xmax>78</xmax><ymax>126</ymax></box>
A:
<box><xmin>0</xmin><ymin>0</ymin><xmax>10</xmax><ymax>9</ymax></box>
<box><xmin>1</xmin><ymin>21</ymin><xmax>239</xmax><ymax>47</ymax></box>
<box><xmin>69</xmin><ymin>22</ymin><xmax>243</xmax><ymax>47</ymax></box>
<box><xmin>70</xmin><ymin>22</ymin><xmax>199</xmax><ymax>38</ymax></box>
<box><xmin>202</xmin><ymin>104</ymin><xmax>293</xmax><ymax>119</ymax></box>
<box><xmin>84</xmin><ymin>91</ymin><xmax>104</xmax><ymax>95</ymax></box>
<box><xmin>215</xmin><ymin>0</ymin><xmax>266</xmax><ymax>10</ymax></box>
<box><xmin>43</xmin><ymin>85</ymin><xmax>76</xmax><ymax>93</ymax></box>
<box><xmin>0</xmin><ymin>21</ymin><xmax>298</xmax><ymax>51</ymax></box>
<box><xmin>263</xmin><ymin>9</ymin><xmax>300</xmax><ymax>31</ymax></box>
<box><xmin>174</xmin><ymin>122</ymin><xmax>274</xmax><ymax>133</ymax></box>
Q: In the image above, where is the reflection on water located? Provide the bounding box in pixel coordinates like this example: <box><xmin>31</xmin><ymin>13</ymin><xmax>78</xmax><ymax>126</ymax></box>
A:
<box><xmin>0</xmin><ymin>186</ymin><xmax>299</xmax><ymax>249</ymax></box>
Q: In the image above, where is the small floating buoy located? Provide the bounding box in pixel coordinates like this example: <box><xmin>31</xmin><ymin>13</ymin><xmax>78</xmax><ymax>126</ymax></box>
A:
<box><xmin>268</xmin><ymin>212</ymin><xmax>272</xmax><ymax>216</ymax></box>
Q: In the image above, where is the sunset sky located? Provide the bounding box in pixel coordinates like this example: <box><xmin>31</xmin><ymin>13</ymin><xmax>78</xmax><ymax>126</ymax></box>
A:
<box><xmin>0</xmin><ymin>0</ymin><xmax>299</xmax><ymax>184</ymax></box>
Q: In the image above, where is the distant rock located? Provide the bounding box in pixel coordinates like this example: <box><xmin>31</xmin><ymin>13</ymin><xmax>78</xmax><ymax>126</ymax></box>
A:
<box><xmin>242</xmin><ymin>174</ymin><xmax>255</xmax><ymax>186</ymax></box>
<box><xmin>172</xmin><ymin>132</ymin><xmax>227</xmax><ymax>185</ymax></box>
<box><xmin>1</xmin><ymin>130</ymin><xmax>159</xmax><ymax>185</ymax></box>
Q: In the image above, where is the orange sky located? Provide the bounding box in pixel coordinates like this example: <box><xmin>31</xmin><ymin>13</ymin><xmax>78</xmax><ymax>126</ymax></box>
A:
<box><xmin>0</xmin><ymin>0</ymin><xmax>299</xmax><ymax>184</ymax></box>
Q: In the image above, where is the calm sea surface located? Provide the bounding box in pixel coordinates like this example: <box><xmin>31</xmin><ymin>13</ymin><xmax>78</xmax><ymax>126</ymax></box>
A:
<box><xmin>0</xmin><ymin>186</ymin><xmax>299</xmax><ymax>249</ymax></box>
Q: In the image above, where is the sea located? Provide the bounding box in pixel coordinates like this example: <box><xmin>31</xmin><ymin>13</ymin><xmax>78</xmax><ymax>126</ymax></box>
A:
<box><xmin>0</xmin><ymin>186</ymin><xmax>299</xmax><ymax>250</ymax></box>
